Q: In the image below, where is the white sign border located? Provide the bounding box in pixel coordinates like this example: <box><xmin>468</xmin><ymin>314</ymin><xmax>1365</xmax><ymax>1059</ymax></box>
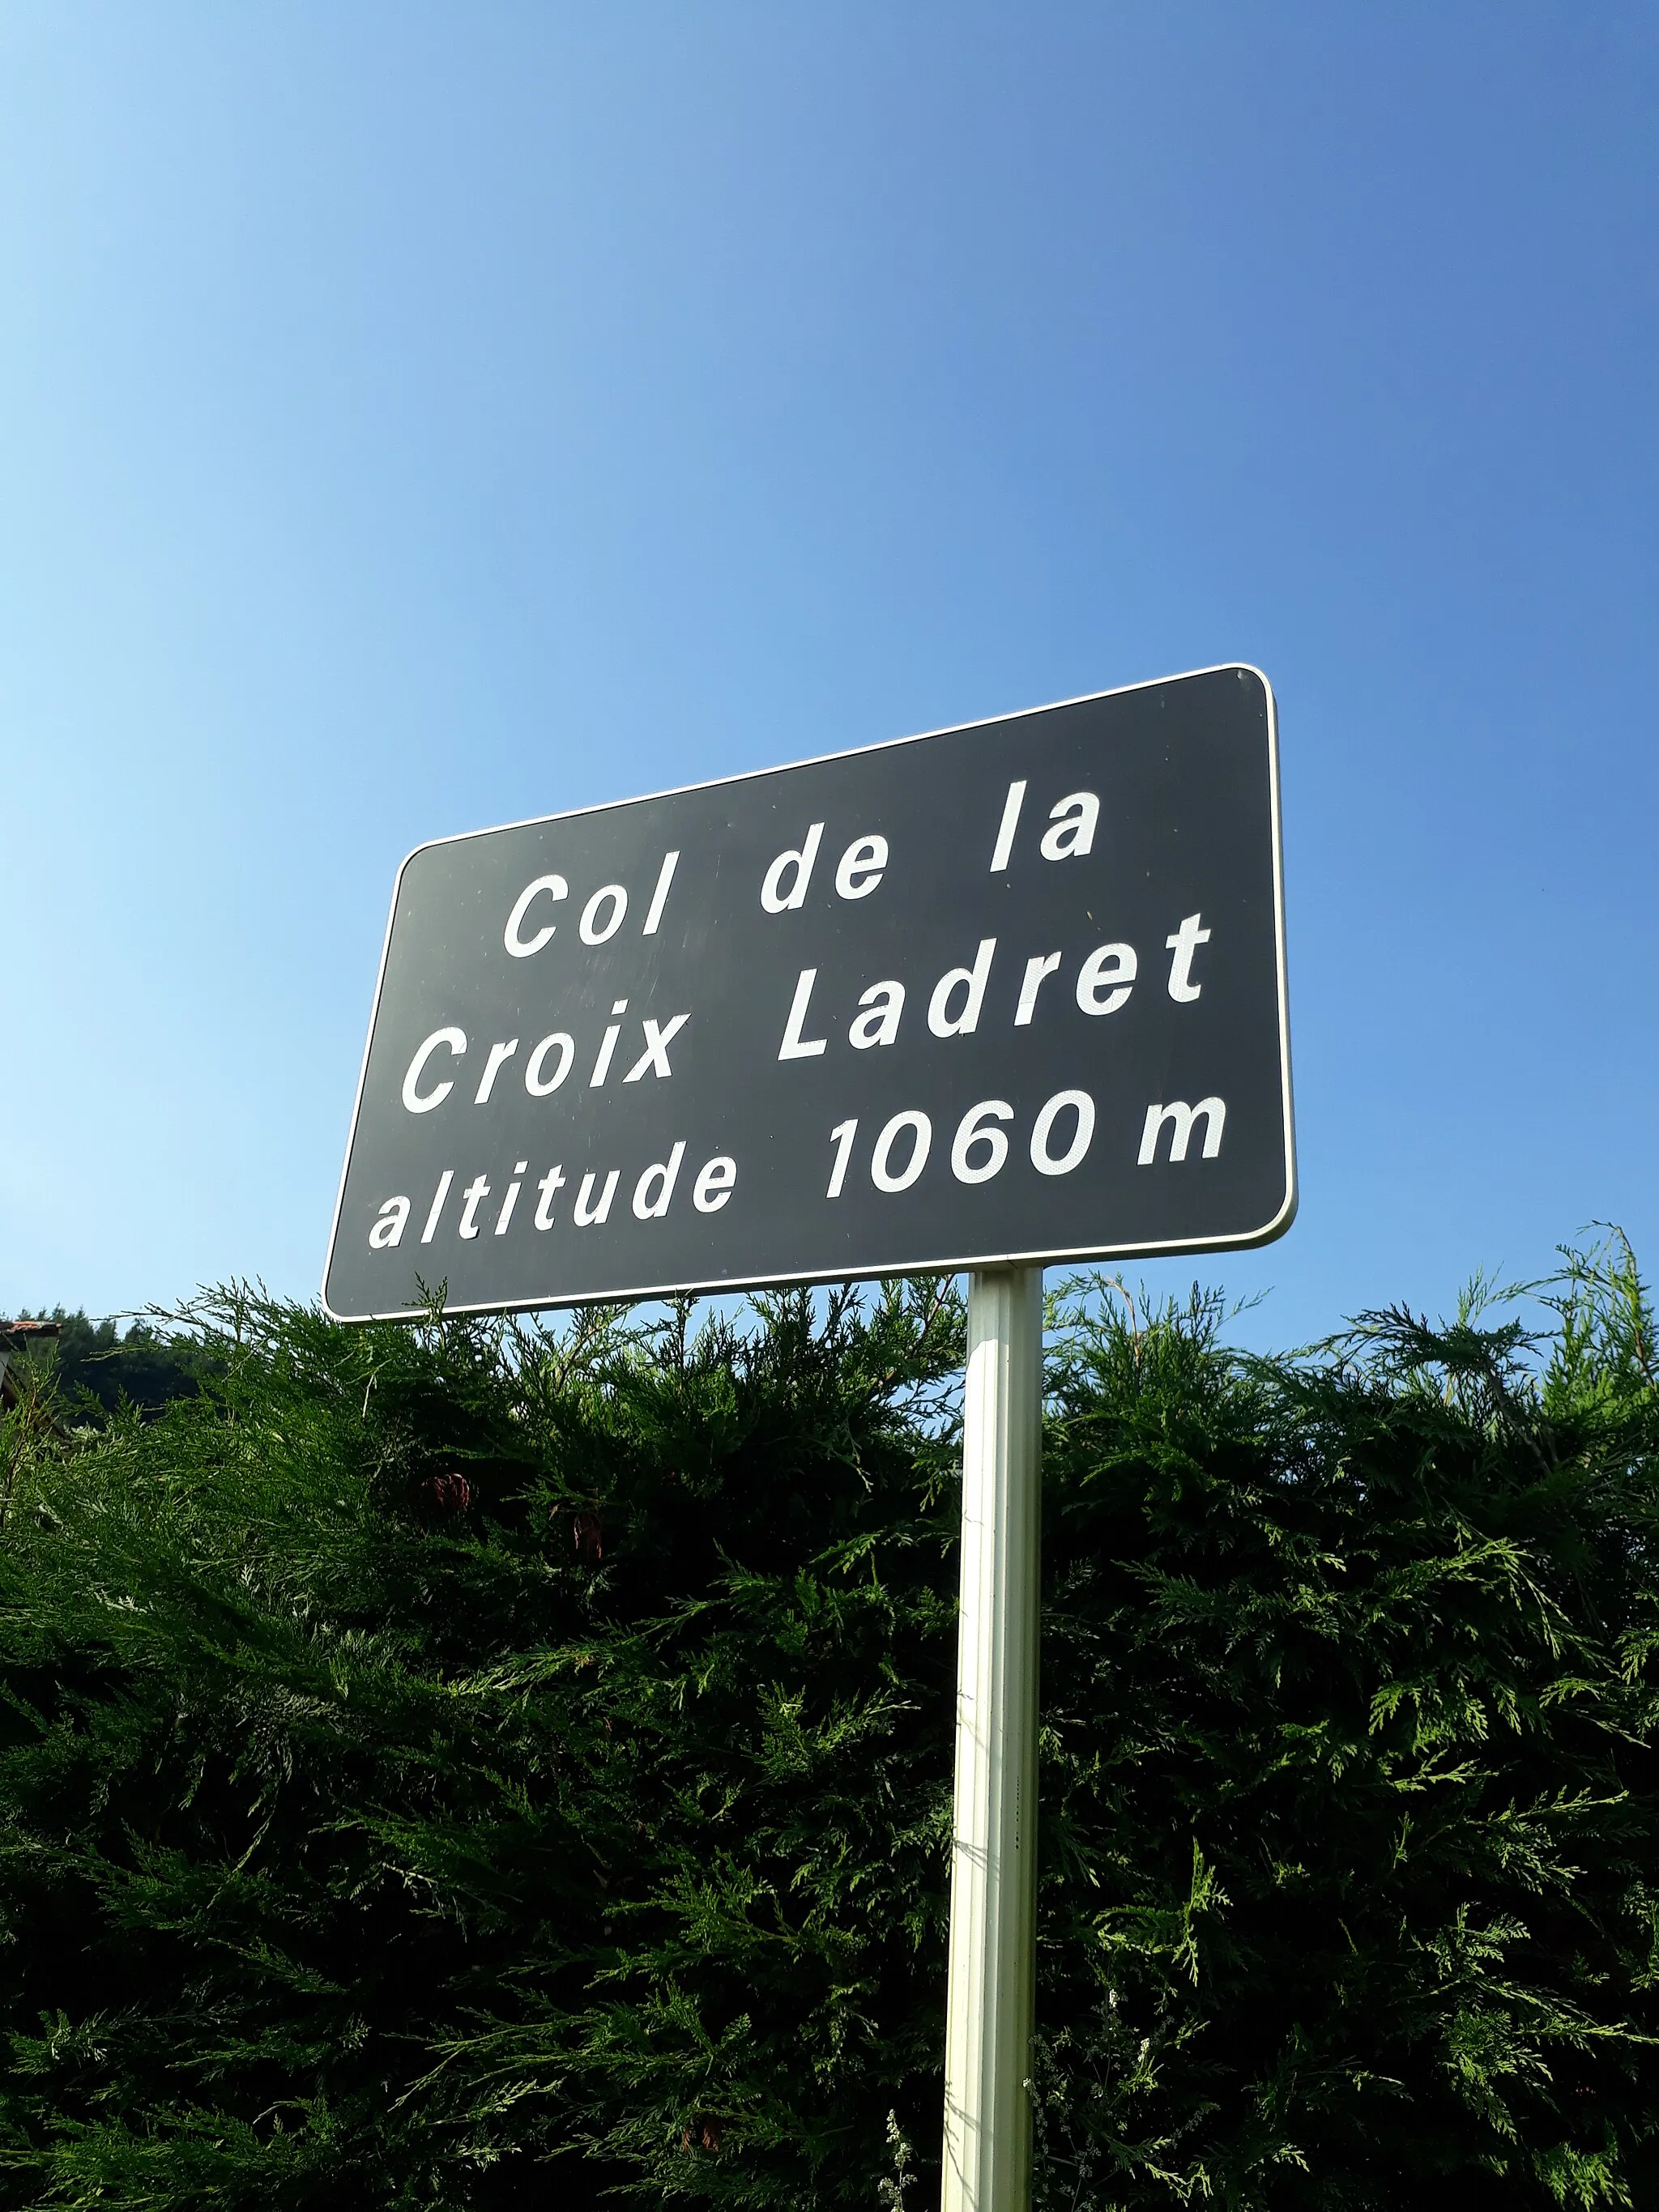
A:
<box><xmin>321</xmin><ymin>664</ymin><xmax>1295</xmax><ymax>1319</ymax></box>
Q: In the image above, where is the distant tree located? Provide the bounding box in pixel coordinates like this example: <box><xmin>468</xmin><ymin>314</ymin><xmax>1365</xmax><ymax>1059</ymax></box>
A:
<box><xmin>9</xmin><ymin>1308</ymin><xmax>206</xmax><ymax>1419</ymax></box>
<box><xmin>0</xmin><ymin>1246</ymin><xmax>1655</xmax><ymax>2209</ymax></box>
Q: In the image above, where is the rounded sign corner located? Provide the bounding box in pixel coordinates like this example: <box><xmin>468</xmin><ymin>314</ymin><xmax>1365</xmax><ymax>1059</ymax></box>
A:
<box><xmin>1247</xmin><ymin>1173</ymin><xmax>1299</xmax><ymax>1251</ymax></box>
<box><xmin>317</xmin><ymin>1273</ymin><xmax>359</xmax><ymax>1326</ymax></box>
<box><xmin>1227</xmin><ymin>662</ymin><xmax>1275</xmax><ymax>714</ymax></box>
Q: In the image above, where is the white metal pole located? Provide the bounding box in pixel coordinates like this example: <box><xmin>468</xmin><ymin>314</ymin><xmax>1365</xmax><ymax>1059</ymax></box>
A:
<box><xmin>942</xmin><ymin>1264</ymin><xmax>1044</xmax><ymax>2212</ymax></box>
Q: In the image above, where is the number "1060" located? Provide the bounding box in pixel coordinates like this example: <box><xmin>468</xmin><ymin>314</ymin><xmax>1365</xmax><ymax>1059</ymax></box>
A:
<box><xmin>826</xmin><ymin>1092</ymin><xmax>1095</xmax><ymax>1198</ymax></box>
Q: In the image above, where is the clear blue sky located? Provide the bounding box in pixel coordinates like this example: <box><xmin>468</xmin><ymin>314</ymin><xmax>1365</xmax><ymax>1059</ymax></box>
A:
<box><xmin>3</xmin><ymin>3</ymin><xmax>1655</xmax><ymax>1349</ymax></box>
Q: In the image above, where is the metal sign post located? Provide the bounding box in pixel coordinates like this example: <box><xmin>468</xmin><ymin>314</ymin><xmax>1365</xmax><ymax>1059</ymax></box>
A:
<box><xmin>324</xmin><ymin>664</ymin><xmax>1294</xmax><ymax>2208</ymax></box>
<box><xmin>944</xmin><ymin>1265</ymin><xmax>1044</xmax><ymax>2212</ymax></box>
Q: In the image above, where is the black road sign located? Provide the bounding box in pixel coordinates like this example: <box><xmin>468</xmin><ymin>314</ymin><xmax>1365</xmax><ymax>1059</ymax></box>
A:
<box><xmin>322</xmin><ymin>665</ymin><xmax>1294</xmax><ymax>1318</ymax></box>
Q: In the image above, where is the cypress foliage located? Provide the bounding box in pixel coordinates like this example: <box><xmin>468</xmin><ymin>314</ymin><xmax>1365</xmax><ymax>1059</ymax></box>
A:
<box><xmin>1</xmin><ymin>1243</ymin><xmax>1656</xmax><ymax>2208</ymax></box>
<box><xmin>1034</xmin><ymin>1247</ymin><xmax>1659</xmax><ymax>2207</ymax></box>
<box><xmin>0</xmin><ymin>1285</ymin><xmax>965</xmax><ymax>2210</ymax></box>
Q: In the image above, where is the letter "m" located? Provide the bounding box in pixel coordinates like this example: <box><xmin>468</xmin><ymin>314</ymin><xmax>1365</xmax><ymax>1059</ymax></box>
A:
<box><xmin>1138</xmin><ymin>1097</ymin><xmax>1226</xmax><ymax>1164</ymax></box>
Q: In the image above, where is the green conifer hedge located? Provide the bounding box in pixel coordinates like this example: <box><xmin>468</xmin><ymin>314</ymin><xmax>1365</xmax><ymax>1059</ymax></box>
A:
<box><xmin>2</xmin><ymin>1247</ymin><xmax>1657</xmax><ymax>2208</ymax></box>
